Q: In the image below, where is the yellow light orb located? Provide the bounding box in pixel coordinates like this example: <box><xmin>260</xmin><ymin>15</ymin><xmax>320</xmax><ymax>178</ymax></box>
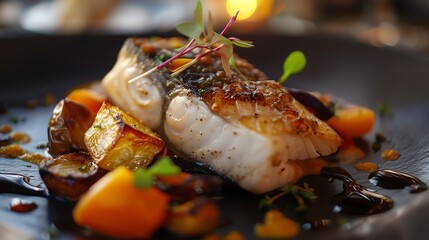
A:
<box><xmin>226</xmin><ymin>0</ymin><xmax>257</xmax><ymax>21</ymax></box>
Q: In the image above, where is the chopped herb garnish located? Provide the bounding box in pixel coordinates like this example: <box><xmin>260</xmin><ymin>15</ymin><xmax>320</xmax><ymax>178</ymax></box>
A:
<box><xmin>128</xmin><ymin>0</ymin><xmax>253</xmax><ymax>84</ymax></box>
<box><xmin>133</xmin><ymin>156</ymin><xmax>181</xmax><ymax>189</ymax></box>
<box><xmin>197</xmin><ymin>88</ymin><xmax>208</xmax><ymax>95</ymax></box>
<box><xmin>9</xmin><ymin>116</ymin><xmax>19</xmax><ymax>124</ymax></box>
<box><xmin>259</xmin><ymin>183</ymin><xmax>317</xmax><ymax>211</ymax></box>
<box><xmin>378</xmin><ymin>103</ymin><xmax>391</xmax><ymax>117</ymax></box>
<box><xmin>279</xmin><ymin>51</ymin><xmax>306</xmax><ymax>84</ymax></box>
<box><xmin>93</xmin><ymin>124</ymin><xmax>103</xmax><ymax>129</ymax></box>
<box><xmin>78</xmin><ymin>165</ymin><xmax>88</xmax><ymax>172</ymax></box>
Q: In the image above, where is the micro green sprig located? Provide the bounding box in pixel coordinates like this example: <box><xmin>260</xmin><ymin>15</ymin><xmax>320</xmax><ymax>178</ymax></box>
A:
<box><xmin>134</xmin><ymin>156</ymin><xmax>181</xmax><ymax>189</ymax></box>
<box><xmin>129</xmin><ymin>0</ymin><xmax>253</xmax><ymax>84</ymax></box>
<box><xmin>259</xmin><ymin>183</ymin><xmax>317</xmax><ymax>211</ymax></box>
<box><xmin>279</xmin><ymin>50</ymin><xmax>307</xmax><ymax>84</ymax></box>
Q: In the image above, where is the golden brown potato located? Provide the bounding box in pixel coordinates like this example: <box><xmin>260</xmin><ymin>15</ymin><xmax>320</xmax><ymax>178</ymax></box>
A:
<box><xmin>48</xmin><ymin>99</ymin><xmax>96</xmax><ymax>156</ymax></box>
<box><xmin>84</xmin><ymin>103</ymin><xmax>164</xmax><ymax>171</ymax></box>
<box><xmin>39</xmin><ymin>152</ymin><xmax>107</xmax><ymax>200</ymax></box>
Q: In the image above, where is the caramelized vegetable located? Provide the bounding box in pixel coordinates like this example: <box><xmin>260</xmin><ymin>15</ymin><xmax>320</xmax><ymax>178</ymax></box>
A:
<box><xmin>73</xmin><ymin>166</ymin><xmax>170</xmax><ymax>238</ymax></box>
<box><xmin>66</xmin><ymin>88</ymin><xmax>105</xmax><ymax>113</ymax></box>
<box><xmin>158</xmin><ymin>174</ymin><xmax>223</xmax><ymax>203</ymax></box>
<box><xmin>327</xmin><ymin>104</ymin><xmax>375</xmax><ymax>138</ymax></box>
<box><xmin>48</xmin><ymin>99</ymin><xmax>96</xmax><ymax>156</ymax></box>
<box><xmin>84</xmin><ymin>103</ymin><xmax>164</xmax><ymax>171</ymax></box>
<box><xmin>163</xmin><ymin>197</ymin><xmax>220</xmax><ymax>237</ymax></box>
<box><xmin>39</xmin><ymin>152</ymin><xmax>106</xmax><ymax>200</ymax></box>
<box><xmin>254</xmin><ymin>210</ymin><xmax>300</xmax><ymax>239</ymax></box>
<box><xmin>287</xmin><ymin>88</ymin><xmax>334</xmax><ymax>121</ymax></box>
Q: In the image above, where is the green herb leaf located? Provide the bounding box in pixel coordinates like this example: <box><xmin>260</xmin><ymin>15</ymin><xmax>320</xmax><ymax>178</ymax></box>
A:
<box><xmin>148</xmin><ymin>156</ymin><xmax>181</xmax><ymax>176</ymax></box>
<box><xmin>134</xmin><ymin>169</ymin><xmax>154</xmax><ymax>189</ymax></box>
<box><xmin>378</xmin><ymin>103</ymin><xmax>391</xmax><ymax>117</ymax></box>
<box><xmin>194</xmin><ymin>0</ymin><xmax>203</xmax><ymax>29</ymax></box>
<box><xmin>207</xmin><ymin>11</ymin><xmax>214</xmax><ymax>42</ymax></box>
<box><xmin>78</xmin><ymin>165</ymin><xmax>87</xmax><ymax>172</ymax></box>
<box><xmin>231</xmin><ymin>39</ymin><xmax>254</xmax><ymax>48</ymax></box>
<box><xmin>130</xmin><ymin>0</ymin><xmax>247</xmax><ymax>82</ymax></box>
<box><xmin>219</xmin><ymin>45</ymin><xmax>233</xmax><ymax>77</ymax></box>
<box><xmin>176</xmin><ymin>22</ymin><xmax>203</xmax><ymax>43</ymax></box>
<box><xmin>215</xmin><ymin>33</ymin><xmax>232</xmax><ymax>46</ymax></box>
<box><xmin>279</xmin><ymin>50</ymin><xmax>306</xmax><ymax>84</ymax></box>
<box><xmin>261</xmin><ymin>183</ymin><xmax>317</xmax><ymax>211</ymax></box>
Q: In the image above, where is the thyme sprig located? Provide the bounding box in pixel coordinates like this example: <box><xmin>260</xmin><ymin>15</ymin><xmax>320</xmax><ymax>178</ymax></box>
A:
<box><xmin>259</xmin><ymin>183</ymin><xmax>317</xmax><ymax>211</ymax></box>
<box><xmin>129</xmin><ymin>0</ymin><xmax>253</xmax><ymax>84</ymax></box>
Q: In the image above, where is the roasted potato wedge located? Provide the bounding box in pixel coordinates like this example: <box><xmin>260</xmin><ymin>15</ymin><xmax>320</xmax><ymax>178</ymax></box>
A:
<box><xmin>48</xmin><ymin>99</ymin><xmax>96</xmax><ymax>157</ymax></box>
<box><xmin>40</xmin><ymin>152</ymin><xmax>107</xmax><ymax>200</ymax></box>
<box><xmin>84</xmin><ymin>103</ymin><xmax>164</xmax><ymax>171</ymax></box>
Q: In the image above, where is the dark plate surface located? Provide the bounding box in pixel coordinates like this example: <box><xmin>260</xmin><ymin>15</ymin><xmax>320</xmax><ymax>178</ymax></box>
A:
<box><xmin>1</xmin><ymin>34</ymin><xmax>429</xmax><ymax>240</ymax></box>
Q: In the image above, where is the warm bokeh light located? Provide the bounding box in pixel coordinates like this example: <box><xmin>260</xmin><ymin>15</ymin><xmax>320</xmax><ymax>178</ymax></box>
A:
<box><xmin>226</xmin><ymin>0</ymin><xmax>257</xmax><ymax>20</ymax></box>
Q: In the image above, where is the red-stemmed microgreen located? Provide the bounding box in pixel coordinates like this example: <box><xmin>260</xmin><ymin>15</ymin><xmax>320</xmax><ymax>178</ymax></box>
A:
<box><xmin>128</xmin><ymin>0</ymin><xmax>253</xmax><ymax>84</ymax></box>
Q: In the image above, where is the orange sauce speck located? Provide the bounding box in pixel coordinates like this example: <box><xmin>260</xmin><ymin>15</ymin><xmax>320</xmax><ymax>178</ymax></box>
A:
<box><xmin>381</xmin><ymin>149</ymin><xmax>401</xmax><ymax>160</ymax></box>
<box><xmin>355</xmin><ymin>162</ymin><xmax>378</xmax><ymax>172</ymax></box>
<box><xmin>10</xmin><ymin>132</ymin><xmax>31</xmax><ymax>144</ymax></box>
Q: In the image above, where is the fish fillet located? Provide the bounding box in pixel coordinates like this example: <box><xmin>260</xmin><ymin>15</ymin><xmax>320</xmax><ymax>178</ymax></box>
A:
<box><xmin>102</xmin><ymin>37</ymin><xmax>342</xmax><ymax>193</ymax></box>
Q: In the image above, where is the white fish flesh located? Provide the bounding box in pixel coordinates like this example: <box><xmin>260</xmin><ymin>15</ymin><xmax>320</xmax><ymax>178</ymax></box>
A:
<box><xmin>102</xmin><ymin>37</ymin><xmax>342</xmax><ymax>193</ymax></box>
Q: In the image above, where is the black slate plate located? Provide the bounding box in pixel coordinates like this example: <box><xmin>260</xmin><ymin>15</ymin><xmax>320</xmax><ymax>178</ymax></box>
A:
<box><xmin>1</xmin><ymin>34</ymin><xmax>429</xmax><ymax>240</ymax></box>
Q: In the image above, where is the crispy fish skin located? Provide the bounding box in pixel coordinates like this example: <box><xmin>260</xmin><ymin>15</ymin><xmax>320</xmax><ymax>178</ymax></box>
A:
<box><xmin>102</xmin><ymin>37</ymin><xmax>342</xmax><ymax>193</ymax></box>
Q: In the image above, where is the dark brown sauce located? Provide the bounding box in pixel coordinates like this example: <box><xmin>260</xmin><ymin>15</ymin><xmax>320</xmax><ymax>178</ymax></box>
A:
<box><xmin>321</xmin><ymin>167</ymin><xmax>394</xmax><ymax>215</ymax></box>
<box><xmin>0</xmin><ymin>173</ymin><xmax>46</xmax><ymax>196</ymax></box>
<box><xmin>369</xmin><ymin>169</ymin><xmax>428</xmax><ymax>193</ymax></box>
<box><xmin>9</xmin><ymin>198</ymin><xmax>38</xmax><ymax>213</ymax></box>
<box><xmin>302</xmin><ymin>219</ymin><xmax>334</xmax><ymax>230</ymax></box>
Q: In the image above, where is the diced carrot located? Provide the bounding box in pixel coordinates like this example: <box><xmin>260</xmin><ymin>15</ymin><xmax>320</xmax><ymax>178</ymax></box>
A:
<box><xmin>72</xmin><ymin>166</ymin><xmax>170</xmax><ymax>238</ymax></box>
<box><xmin>327</xmin><ymin>106</ymin><xmax>375</xmax><ymax>138</ymax></box>
<box><xmin>66</xmin><ymin>88</ymin><xmax>105</xmax><ymax>113</ymax></box>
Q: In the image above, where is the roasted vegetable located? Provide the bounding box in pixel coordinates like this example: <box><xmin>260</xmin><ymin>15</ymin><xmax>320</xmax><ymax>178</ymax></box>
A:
<box><xmin>73</xmin><ymin>166</ymin><xmax>170</xmax><ymax>238</ymax></box>
<box><xmin>163</xmin><ymin>197</ymin><xmax>220</xmax><ymax>237</ymax></box>
<box><xmin>327</xmin><ymin>104</ymin><xmax>375</xmax><ymax>138</ymax></box>
<box><xmin>39</xmin><ymin>152</ymin><xmax>106</xmax><ymax>200</ymax></box>
<box><xmin>84</xmin><ymin>102</ymin><xmax>164</xmax><ymax>171</ymax></box>
<box><xmin>158</xmin><ymin>174</ymin><xmax>223</xmax><ymax>203</ymax></box>
<box><xmin>287</xmin><ymin>88</ymin><xmax>334</xmax><ymax>121</ymax></box>
<box><xmin>47</xmin><ymin>99</ymin><xmax>96</xmax><ymax>156</ymax></box>
<box><xmin>66</xmin><ymin>88</ymin><xmax>105</xmax><ymax>113</ymax></box>
<box><xmin>254</xmin><ymin>209</ymin><xmax>300</xmax><ymax>239</ymax></box>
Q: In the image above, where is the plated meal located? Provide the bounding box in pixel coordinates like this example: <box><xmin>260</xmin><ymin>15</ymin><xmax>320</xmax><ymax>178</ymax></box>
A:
<box><xmin>1</xmin><ymin>1</ymin><xmax>429</xmax><ymax>239</ymax></box>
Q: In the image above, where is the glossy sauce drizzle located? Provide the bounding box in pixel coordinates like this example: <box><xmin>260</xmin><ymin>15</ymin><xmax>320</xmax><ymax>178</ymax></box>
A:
<box><xmin>369</xmin><ymin>169</ymin><xmax>428</xmax><ymax>193</ymax></box>
<box><xmin>321</xmin><ymin>167</ymin><xmax>394</xmax><ymax>215</ymax></box>
<box><xmin>0</xmin><ymin>173</ymin><xmax>46</xmax><ymax>196</ymax></box>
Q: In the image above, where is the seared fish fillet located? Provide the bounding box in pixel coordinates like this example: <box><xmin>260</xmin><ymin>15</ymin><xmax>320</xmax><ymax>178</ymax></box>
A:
<box><xmin>102</xmin><ymin>37</ymin><xmax>342</xmax><ymax>193</ymax></box>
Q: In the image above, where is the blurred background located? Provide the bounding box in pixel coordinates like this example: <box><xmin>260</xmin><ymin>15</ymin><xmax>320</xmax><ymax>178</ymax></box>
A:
<box><xmin>1</xmin><ymin>0</ymin><xmax>429</xmax><ymax>53</ymax></box>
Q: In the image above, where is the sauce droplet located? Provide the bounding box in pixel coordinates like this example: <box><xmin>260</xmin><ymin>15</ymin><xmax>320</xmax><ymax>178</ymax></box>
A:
<box><xmin>9</xmin><ymin>198</ymin><xmax>38</xmax><ymax>213</ymax></box>
<box><xmin>0</xmin><ymin>173</ymin><xmax>46</xmax><ymax>196</ymax></box>
<box><xmin>321</xmin><ymin>167</ymin><xmax>394</xmax><ymax>215</ymax></box>
<box><xmin>369</xmin><ymin>169</ymin><xmax>428</xmax><ymax>193</ymax></box>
